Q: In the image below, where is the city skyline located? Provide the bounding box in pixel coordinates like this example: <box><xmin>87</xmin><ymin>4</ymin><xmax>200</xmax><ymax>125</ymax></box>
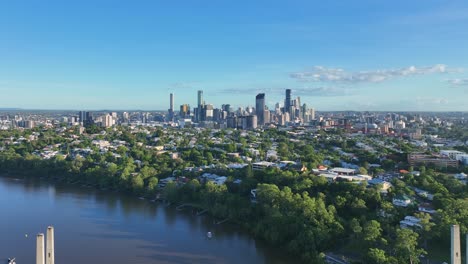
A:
<box><xmin>1</xmin><ymin>1</ymin><xmax>468</xmax><ymax>111</ymax></box>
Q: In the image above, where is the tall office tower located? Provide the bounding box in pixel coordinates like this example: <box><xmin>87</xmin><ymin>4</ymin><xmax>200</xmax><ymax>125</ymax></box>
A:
<box><xmin>103</xmin><ymin>114</ymin><xmax>114</xmax><ymax>127</ymax></box>
<box><xmin>197</xmin><ymin>90</ymin><xmax>203</xmax><ymax>107</ymax></box>
<box><xmin>311</xmin><ymin>108</ymin><xmax>316</xmax><ymax>120</ymax></box>
<box><xmin>170</xmin><ymin>93</ymin><xmax>174</xmax><ymax>111</ymax></box>
<box><xmin>123</xmin><ymin>112</ymin><xmax>129</xmax><ymax>122</ymax></box>
<box><xmin>197</xmin><ymin>90</ymin><xmax>204</xmax><ymax>122</ymax></box>
<box><xmin>255</xmin><ymin>93</ymin><xmax>265</xmax><ymax>126</ymax></box>
<box><xmin>85</xmin><ymin>112</ymin><xmax>93</xmax><ymax>126</ymax></box>
<box><xmin>451</xmin><ymin>225</ymin><xmax>461</xmax><ymax>264</ymax></box>
<box><xmin>168</xmin><ymin>93</ymin><xmax>174</xmax><ymax>121</ymax></box>
<box><xmin>222</xmin><ymin>104</ymin><xmax>231</xmax><ymax>113</ymax></box>
<box><xmin>264</xmin><ymin>109</ymin><xmax>270</xmax><ymax>125</ymax></box>
<box><xmin>204</xmin><ymin>104</ymin><xmax>214</xmax><ymax>121</ymax></box>
<box><xmin>78</xmin><ymin>111</ymin><xmax>86</xmax><ymax>124</ymax></box>
<box><xmin>284</xmin><ymin>89</ymin><xmax>291</xmax><ymax>114</ymax></box>
<box><xmin>296</xmin><ymin>97</ymin><xmax>301</xmax><ymax>120</ymax></box>
<box><xmin>301</xmin><ymin>103</ymin><xmax>308</xmax><ymax>121</ymax></box>
<box><xmin>275</xmin><ymin>102</ymin><xmax>281</xmax><ymax>114</ymax></box>
<box><xmin>179</xmin><ymin>104</ymin><xmax>190</xmax><ymax>118</ymax></box>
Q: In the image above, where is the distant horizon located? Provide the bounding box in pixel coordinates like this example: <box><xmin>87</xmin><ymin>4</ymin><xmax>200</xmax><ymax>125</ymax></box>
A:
<box><xmin>1</xmin><ymin>1</ymin><xmax>468</xmax><ymax>111</ymax></box>
<box><xmin>1</xmin><ymin>107</ymin><xmax>467</xmax><ymax>114</ymax></box>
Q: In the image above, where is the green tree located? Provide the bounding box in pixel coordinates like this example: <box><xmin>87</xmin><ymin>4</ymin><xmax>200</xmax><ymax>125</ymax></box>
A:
<box><xmin>359</xmin><ymin>166</ymin><xmax>368</xmax><ymax>175</ymax></box>
<box><xmin>366</xmin><ymin>248</ymin><xmax>388</xmax><ymax>264</ymax></box>
<box><xmin>147</xmin><ymin>177</ymin><xmax>159</xmax><ymax>192</ymax></box>
<box><xmin>363</xmin><ymin>220</ymin><xmax>382</xmax><ymax>245</ymax></box>
<box><xmin>393</xmin><ymin>228</ymin><xmax>426</xmax><ymax>264</ymax></box>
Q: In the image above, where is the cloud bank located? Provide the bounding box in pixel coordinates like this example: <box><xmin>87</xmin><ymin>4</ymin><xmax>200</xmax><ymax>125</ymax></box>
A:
<box><xmin>447</xmin><ymin>78</ymin><xmax>468</xmax><ymax>86</ymax></box>
<box><xmin>217</xmin><ymin>86</ymin><xmax>351</xmax><ymax>97</ymax></box>
<box><xmin>290</xmin><ymin>64</ymin><xmax>456</xmax><ymax>83</ymax></box>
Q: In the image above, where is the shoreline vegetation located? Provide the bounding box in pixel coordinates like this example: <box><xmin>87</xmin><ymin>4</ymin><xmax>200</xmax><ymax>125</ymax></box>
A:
<box><xmin>0</xmin><ymin>126</ymin><xmax>466</xmax><ymax>264</ymax></box>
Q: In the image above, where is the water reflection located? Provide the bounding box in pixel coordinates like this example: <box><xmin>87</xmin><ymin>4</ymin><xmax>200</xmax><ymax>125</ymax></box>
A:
<box><xmin>0</xmin><ymin>177</ymin><xmax>300</xmax><ymax>264</ymax></box>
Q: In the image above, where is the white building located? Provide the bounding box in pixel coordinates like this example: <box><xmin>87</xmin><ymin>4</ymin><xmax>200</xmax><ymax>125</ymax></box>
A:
<box><xmin>454</xmin><ymin>173</ymin><xmax>467</xmax><ymax>180</ymax></box>
<box><xmin>455</xmin><ymin>154</ymin><xmax>468</xmax><ymax>165</ymax></box>
<box><xmin>393</xmin><ymin>195</ymin><xmax>412</xmax><ymax>207</ymax></box>
<box><xmin>418</xmin><ymin>203</ymin><xmax>436</xmax><ymax>214</ymax></box>
<box><xmin>252</xmin><ymin>161</ymin><xmax>276</xmax><ymax>171</ymax></box>
<box><xmin>440</xmin><ymin>150</ymin><xmax>465</xmax><ymax>160</ymax></box>
<box><xmin>400</xmin><ymin>216</ymin><xmax>422</xmax><ymax>229</ymax></box>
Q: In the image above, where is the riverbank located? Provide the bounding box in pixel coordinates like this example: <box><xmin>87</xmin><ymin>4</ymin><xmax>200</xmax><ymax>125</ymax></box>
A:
<box><xmin>0</xmin><ymin>171</ymin><xmax>309</xmax><ymax>263</ymax></box>
<box><xmin>0</xmin><ymin>176</ymin><xmax>299</xmax><ymax>264</ymax></box>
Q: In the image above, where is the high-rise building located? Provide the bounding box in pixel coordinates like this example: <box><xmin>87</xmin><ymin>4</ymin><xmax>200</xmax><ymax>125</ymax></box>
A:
<box><xmin>102</xmin><ymin>114</ymin><xmax>114</xmax><ymax>127</ymax></box>
<box><xmin>168</xmin><ymin>93</ymin><xmax>174</xmax><ymax>121</ymax></box>
<box><xmin>264</xmin><ymin>109</ymin><xmax>270</xmax><ymax>125</ymax></box>
<box><xmin>122</xmin><ymin>112</ymin><xmax>129</xmax><ymax>123</ymax></box>
<box><xmin>78</xmin><ymin>111</ymin><xmax>86</xmax><ymax>125</ymax></box>
<box><xmin>85</xmin><ymin>112</ymin><xmax>93</xmax><ymax>124</ymax></box>
<box><xmin>179</xmin><ymin>104</ymin><xmax>190</xmax><ymax>118</ymax></box>
<box><xmin>244</xmin><ymin>115</ymin><xmax>257</xmax><ymax>130</ymax></box>
<box><xmin>197</xmin><ymin>90</ymin><xmax>204</xmax><ymax>122</ymax></box>
<box><xmin>197</xmin><ymin>90</ymin><xmax>203</xmax><ymax>107</ymax></box>
<box><xmin>255</xmin><ymin>93</ymin><xmax>265</xmax><ymax>126</ymax></box>
<box><xmin>302</xmin><ymin>103</ymin><xmax>308</xmax><ymax>122</ymax></box>
<box><xmin>170</xmin><ymin>93</ymin><xmax>174</xmax><ymax>111</ymax></box>
<box><xmin>205</xmin><ymin>104</ymin><xmax>214</xmax><ymax>121</ymax></box>
<box><xmin>284</xmin><ymin>89</ymin><xmax>291</xmax><ymax>114</ymax></box>
<box><xmin>222</xmin><ymin>104</ymin><xmax>231</xmax><ymax>112</ymax></box>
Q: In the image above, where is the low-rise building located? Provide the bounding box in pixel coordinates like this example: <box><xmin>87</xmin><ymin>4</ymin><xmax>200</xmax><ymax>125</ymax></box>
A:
<box><xmin>252</xmin><ymin>161</ymin><xmax>276</xmax><ymax>171</ymax></box>
<box><xmin>408</xmin><ymin>153</ymin><xmax>459</xmax><ymax>167</ymax></box>
<box><xmin>368</xmin><ymin>178</ymin><xmax>393</xmax><ymax>193</ymax></box>
<box><xmin>393</xmin><ymin>195</ymin><xmax>412</xmax><ymax>207</ymax></box>
<box><xmin>400</xmin><ymin>216</ymin><xmax>421</xmax><ymax>229</ymax></box>
<box><xmin>329</xmin><ymin>167</ymin><xmax>356</xmax><ymax>175</ymax></box>
<box><xmin>418</xmin><ymin>203</ymin><xmax>436</xmax><ymax>214</ymax></box>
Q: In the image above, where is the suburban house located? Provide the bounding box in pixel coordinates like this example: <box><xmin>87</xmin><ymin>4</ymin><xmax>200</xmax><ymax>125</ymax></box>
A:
<box><xmin>400</xmin><ymin>216</ymin><xmax>422</xmax><ymax>229</ymax></box>
<box><xmin>252</xmin><ymin>161</ymin><xmax>276</xmax><ymax>171</ymax></box>
<box><xmin>368</xmin><ymin>178</ymin><xmax>393</xmax><ymax>193</ymax></box>
<box><xmin>418</xmin><ymin>203</ymin><xmax>437</xmax><ymax>214</ymax></box>
<box><xmin>393</xmin><ymin>195</ymin><xmax>413</xmax><ymax>207</ymax></box>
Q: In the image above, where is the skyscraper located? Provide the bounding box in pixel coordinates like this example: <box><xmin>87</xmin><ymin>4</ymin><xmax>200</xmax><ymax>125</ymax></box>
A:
<box><xmin>168</xmin><ymin>93</ymin><xmax>174</xmax><ymax>121</ymax></box>
<box><xmin>285</xmin><ymin>89</ymin><xmax>291</xmax><ymax>114</ymax></box>
<box><xmin>78</xmin><ymin>111</ymin><xmax>86</xmax><ymax>125</ymax></box>
<box><xmin>170</xmin><ymin>93</ymin><xmax>174</xmax><ymax>112</ymax></box>
<box><xmin>197</xmin><ymin>90</ymin><xmax>204</xmax><ymax>122</ymax></box>
<box><xmin>255</xmin><ymin>93</ymin><xmax>265</xmax><ymax>126</ymax></box>
<box><xmin>179</xmin><ymin>104</ymin><xmax>190</xmax><ymax>118</ymax></box>
<box><xmin>197</xmin><ymin>90</ymin><xmax>203</xmax><ymax>107</ymax></box>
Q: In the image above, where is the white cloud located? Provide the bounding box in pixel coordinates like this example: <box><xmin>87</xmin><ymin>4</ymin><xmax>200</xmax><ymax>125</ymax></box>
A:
<box><xmin>447</xmin><ymin>78</ymin><xmax>468</xmax><ymax>86</ymax></box>
<box><xmin>290</xmin><ymin>64</ymin><xmax>457</xmax><ymax>83</ymax></box>
<box><xmin>217</xmin><ymin>86</ymin><xmax>350</xmax><ymax>97</ymax></box>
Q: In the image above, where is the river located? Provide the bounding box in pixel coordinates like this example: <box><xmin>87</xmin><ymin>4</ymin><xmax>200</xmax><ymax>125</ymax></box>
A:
<box><xmin>0</xmin><ymin>176</ymin><xmax>299</xmax><ymax>264</ymax></box>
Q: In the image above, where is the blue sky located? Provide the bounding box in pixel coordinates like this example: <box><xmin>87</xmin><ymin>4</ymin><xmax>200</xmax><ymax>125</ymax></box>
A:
<box><xmin>1</xmin><ymin>0</ymin><xmax>467</xmax><ymax>111</ymax></box>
